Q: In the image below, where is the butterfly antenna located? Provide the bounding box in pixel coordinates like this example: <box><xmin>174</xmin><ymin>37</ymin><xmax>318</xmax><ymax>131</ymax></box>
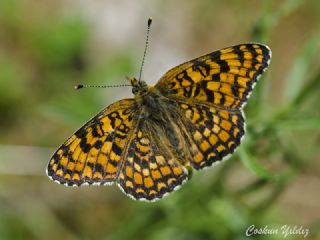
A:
<box><xmin>75</xmin><ymin>84</ymin><xmax>131</xmax><ymax>90</ymax></box>
<box><xmin>138</xmin><ymin>17</ymin><xmax>152</xmax><ymax>83</ymax></box>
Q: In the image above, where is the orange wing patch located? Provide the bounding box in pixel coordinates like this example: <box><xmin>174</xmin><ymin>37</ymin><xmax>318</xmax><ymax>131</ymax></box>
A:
<box><xmin>47</xmin><ymin>99</ymin><xmax>137</xmax><ymax>186</ymax></box>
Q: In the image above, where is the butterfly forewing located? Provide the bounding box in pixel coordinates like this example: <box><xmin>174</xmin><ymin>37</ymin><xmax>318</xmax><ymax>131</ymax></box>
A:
<box><xmin>155</xmin><ymin>43</ymin><xmax>271</xmax><ymax>109</ymax></box>
<box><xmin>47</xmin><ymin>99</ymin><xmax>137</xmax><ymax>186</ymax></box>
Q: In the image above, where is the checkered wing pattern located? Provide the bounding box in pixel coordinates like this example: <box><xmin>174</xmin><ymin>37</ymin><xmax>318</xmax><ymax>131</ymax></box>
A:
<box><xmin>155</xmin><ymin>43</ymin><xmax>271</xmax><ymax>109</ymax></box>
<box><xmin>47</xmin><ymin>99</ymin><xmax>137</xmax><ymax>186</ymax></box>
<box><xmin>175</xmin><ymin>101</ymin><xmax>245</xmax><ymax>169</ymax></box>
<box><xmin>117</xmin><ymin>120</ymin><xmax>189</xmax><ymax>201</ymax></box>
<box><xmin>154</xmin><ymin>43</ymin><xmax>271</xmax><ymax>169</ymax></box>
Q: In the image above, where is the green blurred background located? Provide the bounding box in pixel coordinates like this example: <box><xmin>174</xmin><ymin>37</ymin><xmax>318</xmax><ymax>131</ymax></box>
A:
<box><xmin>0</xmin><ymin>0</ymin><xmax>319</xmax><ymax>239</ymax></box>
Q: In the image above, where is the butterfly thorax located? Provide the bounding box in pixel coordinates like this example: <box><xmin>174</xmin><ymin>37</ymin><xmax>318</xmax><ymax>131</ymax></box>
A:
<box><xmin>129</xmin><ymin>76</ymin><xmax>167</xmax><ymax>120</ymax></box>
<box><xmin>133</xmin><ymin>87</ymin><xmax>192</xmax><ymax>165</ymax></box>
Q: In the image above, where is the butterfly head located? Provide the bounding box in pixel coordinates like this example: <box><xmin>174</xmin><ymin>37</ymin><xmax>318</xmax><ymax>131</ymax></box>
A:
<box><xmin>127</xmin><ymin>77</ymin><xmax>148</xmax><ymax>96</ymax></box>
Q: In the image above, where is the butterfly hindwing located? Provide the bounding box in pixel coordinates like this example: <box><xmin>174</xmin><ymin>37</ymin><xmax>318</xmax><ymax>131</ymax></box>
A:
<box><xmin>47</xmin><ymin>99</ymin><xmax>137</xmax><ymax>186</ymax></box>
<box><xmin>172</xmin><ymin>100</ymin><xmax>245</xmax><ymax>169</ymax></box>
<box><xmin>117</xmin><ymin>120</ymin><xmax>189</xmax><ymax>201</ymax></box>
<box><xmin>155</xmin><ymin>43</ymin><xmax>271</xmax><ymax>109</ymax></box>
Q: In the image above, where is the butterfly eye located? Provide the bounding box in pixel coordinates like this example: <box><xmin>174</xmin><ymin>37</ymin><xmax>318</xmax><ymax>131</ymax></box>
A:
<box><xmin>132</xmin><ymin>87</ymin><xmax>139</xmax><ymax>95</ymax></box>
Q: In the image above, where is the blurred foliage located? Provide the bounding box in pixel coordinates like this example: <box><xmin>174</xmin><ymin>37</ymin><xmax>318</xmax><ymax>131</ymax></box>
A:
<box><xmin>0</xmin><ymin>0</ymin><xmax>320</xmax><ymax>240</ymax></box>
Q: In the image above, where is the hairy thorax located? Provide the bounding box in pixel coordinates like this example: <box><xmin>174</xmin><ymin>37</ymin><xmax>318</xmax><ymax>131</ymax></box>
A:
<box><xmin>135</xmin><ymin>89</ymin><xmax>192</xmax><ymax>165</ymax></box>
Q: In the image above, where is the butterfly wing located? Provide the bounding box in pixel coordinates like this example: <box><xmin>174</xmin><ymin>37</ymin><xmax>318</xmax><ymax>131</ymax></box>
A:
<box><xmin>153</xmin><ymin>43</ymin><xmax>271</xmax><ymax>169</ymax></box>
<box><xmin>155</xmin><ymin>43</ymin><xmax>271</xmax><ymax>109</ymax></box>
<box><xmin>166</xmin><ymin>99</ymin><xmax>246</xmax><ymax>169</ymax></box>
<box><xmin>117</xmin><ymin>119</ymin><xmax>189</xmax><ymax>201</ymax></box>
<box><xmin>47</xmin><ymin>99</ymin><xmax>138</xmax><ymax>186</ymax></box>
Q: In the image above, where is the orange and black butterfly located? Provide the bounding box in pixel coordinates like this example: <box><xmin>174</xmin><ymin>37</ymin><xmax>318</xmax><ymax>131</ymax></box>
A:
<box><xmin>47</xmin><ymin>19</ymin><xmax>271</xmax><ymax>201</ymax></box>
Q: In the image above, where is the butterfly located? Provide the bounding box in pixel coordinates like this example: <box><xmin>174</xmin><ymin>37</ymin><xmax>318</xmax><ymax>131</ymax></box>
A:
<box><xmin>47</xmin><ymin>41</ymin><xmax>271</xmax><ymax>201</ymax></box>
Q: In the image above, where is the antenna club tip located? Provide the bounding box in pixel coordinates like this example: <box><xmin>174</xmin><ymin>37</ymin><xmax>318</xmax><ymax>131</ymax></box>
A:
<box><xmin>75</xmin><ymin>84</ymin><xmax>84</xmax><ymax>90</ymax></box>
<box><xmin>148</xmin><ymin>17</ymin><xmax>152</xmax><ymax>26</ymax></box>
